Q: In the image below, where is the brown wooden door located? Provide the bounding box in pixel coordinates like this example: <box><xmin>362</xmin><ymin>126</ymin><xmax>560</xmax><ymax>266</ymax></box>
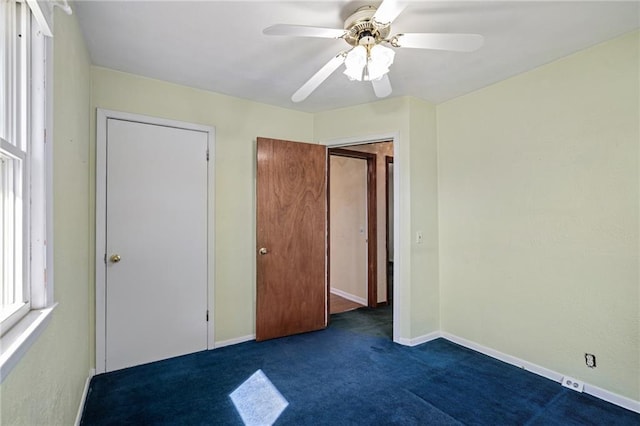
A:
<box><xmin>256</xmin><ymin>137</ymin><xmax>327</xmax><ymax>341</ymax></box>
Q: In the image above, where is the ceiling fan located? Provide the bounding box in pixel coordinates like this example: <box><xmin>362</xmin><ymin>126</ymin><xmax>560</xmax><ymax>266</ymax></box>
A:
<box><xmin>263</xmin><ymin>0</ymin><xmax>484</xmax><ymax>102</ymax></box>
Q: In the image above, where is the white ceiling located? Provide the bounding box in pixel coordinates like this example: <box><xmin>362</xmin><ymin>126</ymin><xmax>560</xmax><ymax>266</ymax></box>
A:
<box><xmin>74</xmin><ymin>1</ymin><xmax>640</xmax><ymax>113</ymax></box>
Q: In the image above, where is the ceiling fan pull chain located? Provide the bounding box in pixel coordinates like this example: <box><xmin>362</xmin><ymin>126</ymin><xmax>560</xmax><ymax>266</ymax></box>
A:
<box><xmin>363</xmin><ymin>44</ymin><xmax>373</xmax><ymax>81</ymax></box>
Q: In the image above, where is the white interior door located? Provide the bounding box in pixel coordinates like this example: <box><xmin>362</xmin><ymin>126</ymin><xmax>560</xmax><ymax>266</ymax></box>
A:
<box><xmin>105</xmin><ymin>118</ymin><xmax>208</xmax><ymax>372</ymax></box>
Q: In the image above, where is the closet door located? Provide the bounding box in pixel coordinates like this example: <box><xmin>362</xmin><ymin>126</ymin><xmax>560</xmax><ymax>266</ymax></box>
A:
<box><xmin>104</xmin><ymin>118</ymin><xmax>208</xmax><ymax>371</ymax></box>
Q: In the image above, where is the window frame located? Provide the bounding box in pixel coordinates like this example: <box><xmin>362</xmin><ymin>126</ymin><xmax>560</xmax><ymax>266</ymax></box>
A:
<box><xmin>0</xmin><ymin>0</ymin><xmax>55</xmax><ymax>383</ymax></box>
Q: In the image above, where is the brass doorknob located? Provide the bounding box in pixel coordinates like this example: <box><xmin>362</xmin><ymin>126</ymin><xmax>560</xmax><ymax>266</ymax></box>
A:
<box><xmin>259</xmin><ymin>247</ymin><xmax>268</xmax><ymax>255</ymax></box>
<box><xmin>110</xmin><ymin>254</ymin><xmax>122</xmax><ymax>263</ymax></box>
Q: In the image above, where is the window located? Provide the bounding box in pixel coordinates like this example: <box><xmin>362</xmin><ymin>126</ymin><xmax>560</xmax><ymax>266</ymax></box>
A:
<box><xmin>0</xmin><ymin>0</ymin><xmax>52</xmax><ymax>379</ymax></box>
<box><xmin>1</xmin><ymin>142</ymin><xmax>28</xmax><ymax>331</ymax></box>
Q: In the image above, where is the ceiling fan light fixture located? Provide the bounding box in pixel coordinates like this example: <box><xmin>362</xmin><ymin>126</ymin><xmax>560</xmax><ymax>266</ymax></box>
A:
<box><xmin>343</xmin><ymin>45</ymin><xmax>367</xmax><ymax>80</ymax></box>
<box><xmin>343</xmin><ymin>44</ymin><xmax>395</xmax><ymax>82</ymax></box>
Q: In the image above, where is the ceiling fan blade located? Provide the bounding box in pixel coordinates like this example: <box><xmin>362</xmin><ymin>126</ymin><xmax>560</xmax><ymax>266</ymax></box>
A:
<box><xmin>372</xmin><ymin>74</ymin><xmax>392</xmax><ymax>98</ymax></box>
<box><xmin>263</xmin><ymin>24</ymin><xmax>346</xmax><ymax>39</ymax></box>
<box><xmin>393</xmin><ymin>33</ymin><xmax>484</xmax><ymax>52</ymax></box>
<box><xmin>372</xmin><ymin>0</ymin><xmax>406</xmax><ymax>25</ymax></box>
<box><xmin>292</xmin><ymin>53</ymin><xmax>346</xmax><ymax>103</ymax></box>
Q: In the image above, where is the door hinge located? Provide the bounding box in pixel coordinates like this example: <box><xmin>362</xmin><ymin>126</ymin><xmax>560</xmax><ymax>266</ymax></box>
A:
<box><xmin>104</xmin><ymin>253</ymin><xmax>107</xmax><ymax>264</ymax></box>
<box><xmin>206</xmin><ymin>310</ymin><xmax>209</xmax><ymax>322</ymax></box>
<box><xmin>206</xmin><ymin>150</ymin><xmax>209</xmax><ymax>161</ymax></box>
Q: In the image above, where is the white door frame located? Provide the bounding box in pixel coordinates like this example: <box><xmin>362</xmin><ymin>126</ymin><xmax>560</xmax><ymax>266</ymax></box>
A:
<box><xmin>95</xmin><ymin>109</ymin><xmax>215</xmax><ymax>373</ymax></box>
<box><xmin>322</xmin><ymin>132</ymin><xmax>401</xmax><ymax>344</ymax></box>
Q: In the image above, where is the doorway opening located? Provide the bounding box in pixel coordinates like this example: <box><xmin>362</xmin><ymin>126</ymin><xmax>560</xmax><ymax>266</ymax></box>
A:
<box><xmin>327</xmin><ymin>141</ymin><xmax>394</xmax><ymax>319</ymax></box>
<box><xmin>254</xmin><ymin>135</ymin><xmax>397</xmax><ymax>343</ymax></box>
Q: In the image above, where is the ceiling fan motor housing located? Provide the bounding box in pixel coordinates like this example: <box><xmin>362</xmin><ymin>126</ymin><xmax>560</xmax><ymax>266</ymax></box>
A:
<box><xmin>343</xmin><ymin>6</ymin><xmax>391</xmax><ymax>47</ymax></box>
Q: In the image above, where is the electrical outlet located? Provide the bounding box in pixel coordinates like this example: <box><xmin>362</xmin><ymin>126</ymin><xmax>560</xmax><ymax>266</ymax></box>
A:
<box><xmin>585</xmin><ymin>353</ymin><xmax>596</xmax><ymax>368</ymax></box>
<box><xmin>416</xmin><ymin>231</ymin><xmax>423</xmax><ymax>244</ymax></box>
<box><xmin>561</xmin><ymin>376</ymin><xmax>584</xmax><ymax>392</ymax></box>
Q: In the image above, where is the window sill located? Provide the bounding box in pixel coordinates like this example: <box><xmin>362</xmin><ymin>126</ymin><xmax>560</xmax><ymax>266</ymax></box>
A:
<box><xmin>0</xmin><ymin>303</ymin><xmax>58</xmax><ymax>384</ymax></box>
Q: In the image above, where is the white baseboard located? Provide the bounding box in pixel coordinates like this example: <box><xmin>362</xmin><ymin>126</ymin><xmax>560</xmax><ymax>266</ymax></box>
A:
<box><xmin>439</xmin><ymin>332</ymin><xmax>640</xmax><ymax>414</ymax></box>
<box><xmin>583</xmin><ymin>382</ymin><xmax>640</xmax><ymax>414</ymax></box>
<box><xmin>395</xmin><ymin>331</ymin><xmax>442</xmax><ymax>347</ymax></box>
<box><xmin>330</xmin><ymin>288</ymin><xmax>367</xmax><ymax>306</ymax></box>
<box><xmin>214</xmin><ymin>334</ymin><xmax>255</xmax><ymax>348</ymax></box>
<box><xmin>74</xmin><ymin>368</ymin><xmax>95</xmax><ymax>426</ymax></box>
<box><xmin>441</xmin><ymin>333</ymin><xmax>563</xmax><ymax>383</ymax></box>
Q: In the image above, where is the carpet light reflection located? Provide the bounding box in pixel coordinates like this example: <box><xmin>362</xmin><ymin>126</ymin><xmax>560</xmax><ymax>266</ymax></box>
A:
<box><xmin>229</xmin><ymin>369</ymin><xmax>289</xmax><ymax>425</ymax></box>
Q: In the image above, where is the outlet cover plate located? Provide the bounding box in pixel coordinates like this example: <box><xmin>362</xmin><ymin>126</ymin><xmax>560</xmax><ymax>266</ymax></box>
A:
<box><xmin>561</xmin><ymin>376</ymin><xmax>584</xmax><ymax>392</ymax></box>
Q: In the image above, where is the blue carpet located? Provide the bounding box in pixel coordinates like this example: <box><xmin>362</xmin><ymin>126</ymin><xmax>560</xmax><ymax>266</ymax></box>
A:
<box><xmin>81</xmin><ymin>307</ymin><xmax>639</xmax><ymax>425</ymax></box>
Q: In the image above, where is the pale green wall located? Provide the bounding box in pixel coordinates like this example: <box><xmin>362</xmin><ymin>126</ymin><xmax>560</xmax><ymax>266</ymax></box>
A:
<box><xmin>408</xmin><ymin>98</ymin><xmax>440</xmax><ymax>337</ymax></box>
<box><xmin>314</xmin><ymin>96</ymin><xmax>440</xmax><ymax>341</ymax></box>
<box><xmin>89</xmin><ymin>67</ymin><xmax>314</xmax><ymax>353</ymax></box>
<box><xmin>0</xmin><ymin>9</ymin><xmax>92</xmax><ymax>425</ymax></box>
<box><xmin>437</xmin><ymin>31</ymin><xmax>639</xmax><ymax>400</ymax></box>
